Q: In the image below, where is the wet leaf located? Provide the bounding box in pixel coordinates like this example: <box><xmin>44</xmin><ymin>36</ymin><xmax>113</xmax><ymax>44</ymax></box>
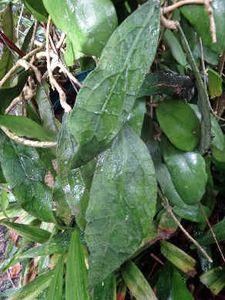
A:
<box><xmin>0</xmin><ymin>133</ymin><xmax>56</xmax><ymax>222</ymax></box>
<box><xmin>85</xmin><ymin>127</ymin><xmax>157</xmax><ymax>286</ymax></box>
<box><xmin>122</xmin><ymin>261</ymin><xmax>157</xmax><ymax>300</ymax></box>
<box><xmin>156</xmin><ymin>100</ymin><xmax>200</xmax><ymax>151</ymax></box>
<box><xmin>58</xmin><ymin>0</ymin><xmax>160</xmax><ymax>169</ymax></box>
<box><xmin>43</xmin><ymin>0</ymin><xmax>118</xmax><ymax>58</ymax></box>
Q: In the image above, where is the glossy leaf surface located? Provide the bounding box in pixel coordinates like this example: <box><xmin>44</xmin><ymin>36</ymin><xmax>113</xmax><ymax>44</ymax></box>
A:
<box><xmin>85</xmin><ymin>127</ymin><xmax>157</xmax><ymax>286</ymax></box>
<box><xmin>58</xmin><ymin>0</ymin><xmax>160</xmax><ymax>169</ymax></box>
<box><xmin>156</xmin><ymin>100</ymin><xmax>200</xmax><ymax>151</ymax></box>
<box><xmin>43</xmin><ymin>0</ymin><xmax>117</xmax><ymax>58</ymax></box>
<box><xmin>162</xmin><ymin>140</ymin><xmax>207</xmax><ymax>205</ymax></box>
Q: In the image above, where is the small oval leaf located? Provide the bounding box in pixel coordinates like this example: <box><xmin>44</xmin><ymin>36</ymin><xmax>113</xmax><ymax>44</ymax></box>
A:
<box><xmin>156</xmin><ymin>100</ymin><xmax>200</xmax><ymax>151</ymax></box>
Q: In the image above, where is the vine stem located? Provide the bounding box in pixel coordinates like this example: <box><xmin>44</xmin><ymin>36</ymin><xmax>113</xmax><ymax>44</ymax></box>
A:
<box><xmin>158</xmin><ymin>189</ymin><xmax>213</xmax><ymax>263</ymax></box>
<box><xmin>1</xmin><ymin>126</ymin><xmax>57</xmax><ymax>148</ymax></box>
<box><xmin>0</xmin><ymin>46</ymin><xmax>43</xmax><ymax>87</ymax></box>
<box><xmin>161</xmin><ymin>0</ymin><xmax>216</xmax><ymax>44</ymax></box>
<box><xmin>46</xmin><ymin>17</ymin><xmax>72</xmax><ymax>113</ymax></box>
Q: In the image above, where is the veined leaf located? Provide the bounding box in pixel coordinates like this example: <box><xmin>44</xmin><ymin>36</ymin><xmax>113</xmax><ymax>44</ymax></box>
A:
<box><xmin>0</xmin><ymin>133</ymin><xmax>55</xmax><ymax>222</ymax></box>
<box><xmin>92</xmin><ymin>274</ymin><xmax>116</xmax><ymax>300</ymax></box>
<box><xmin>160</xmin><ymin>241</ymin><xmax>196</xmax><ymax>275</ymax></box>
<box><xmin>122</xmin><ymin>261</ymin><xmax>157</xmax><ymax>300</ymax></box>
<box><xmin>0</xmin><ymin>115</ymin><xmax>55</xmax><ymax>141</ymax></box>
<box><xmin>57</xmin><ymin>0</ymin><xmax>160</xmax><ymax>169</ymax></box>
<box><xmin>1</xmin><ymin>220</ymin><xmax>51</xmax><ymax>243</ymax></box>
<box><xmin>47</xmin><ymin>256</ymin><xmax>64</xmax><ymax>300</ymax></box>
<box><xmin>9</xmin><ymin>270</ymin><xmax>54</xmax><ymax>300</ymax></box>
<box><xmin>85</xmin><ymin>127</ymin><xmax>157</xmax><ymax>286</ymax></box>
<box><xmin>0</xmin><ymin>3</ymin><xmax>14</xmax><ymax>84</ymax></box>
<box><xmin>43</xmin><ymin>0</ymin><xmax>117</xmax><ymax>58</ymax></box>
<box><xmin>156</xmin><ymin>99</ymin><xmax>200</xmax><ymax>151</ymax></box>
<box><xmin>66</xmin><ymin>230</ymin><xmax>89</xmax><ymax>300</ymax></box>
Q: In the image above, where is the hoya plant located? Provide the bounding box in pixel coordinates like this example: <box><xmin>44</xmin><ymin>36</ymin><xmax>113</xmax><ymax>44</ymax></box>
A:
<box><xmin>0</xmin><ymin>0</ymin><xmax>225</xmax><ymax>299</ymax></box>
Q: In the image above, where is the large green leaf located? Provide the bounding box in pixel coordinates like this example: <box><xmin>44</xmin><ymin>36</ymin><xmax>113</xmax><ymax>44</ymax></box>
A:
<box><xmin>60</xmin><ymin>159</ymin><xmax>96</xmax><ymax>231</ymax></box>
<box><xmin>122</xmin><ymin>261</ymin><xmax>157</xmax><ymax>300</ymax></box>
<box><xmin>0</xmin><ymin>115</ymin><xmax>55</xmax><ymax>141</ymax></box>
<box><xmin>0</xmin><ymin>3</ymin><xmax>14</xmax><ymax>84</ymax></box>
<box><xmin>22</xmin><ymin>0</ymin><xmax>48</xmax><ymax>21</ymax></box>
<box><xmin>156</xmin><ymin>100</ymin><xmax>200</xmax><ymax>151</ymax></box>
<box><xmin>85</xmin><ymin>127</ymin><xmax>157</xmax><ymax>286</ymax></box>
<box><xmin>57</xmin><ymin>0</ymin><xmax>160</xmax><ymax>169</ymax></box>
<box><xmin>47</xmin><ymin>256</ymin><xmax>64</xmax><ymax>300</ymax></box>
<box><xmin>66</xmin><ymin>230</ymin><xmax>89</xmax><ymax>300</ymax></box>
<box><xmin>9</xmin><ymin>270</ymin><xmax>54</xmax><ymax>300</ymax></box>
<box><xmin>162</xmin><ymin>139</ymin><xmax>208</xmax><ymax>205</ymax></box>
<box><xmin>181</xmin><ymin>0</ymin><xmax>225</xmax><ymax>54</ymax></box>
<box><xmin>92</xmin><ymin>274</ymin><xmax>116</xmax><ymax>300</ymax></box>
<box><xmin>43</xmin><ymin>0</ymin><xmax>117</xmax><ymax>58</ymax></box>
<box><xmin>0</xmin><ymin>133</ymin><xmax>55</xmax><ymax>222</ymax></box>
<box><xmin>1</xmin><ymin>220</ymin><xmax>51</xmax><ymax>243</ymax></box>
